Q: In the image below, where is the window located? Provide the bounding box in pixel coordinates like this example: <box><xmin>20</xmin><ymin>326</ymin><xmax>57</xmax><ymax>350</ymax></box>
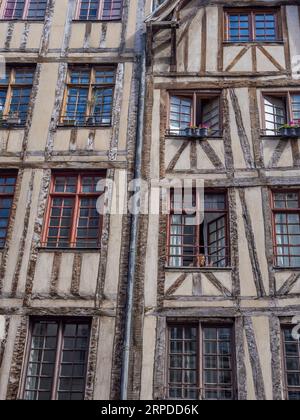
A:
<box><xmin>0</xmin><ymin>173</ymin><xmax>17</xmax><ymax>248</ymax></box>
<box><xmin>225</xmin><ymin>9</ymin><xmax>280</xmax><ymax>43</ymax></box>
<box><xmin>282</xmin><ymin>326</ymin><xmax>300</xmax><ymax>400</ymax></box>
<box><xmin>60</xmin><ymin>67</ymin><xmax>115</xmax><ymax>127</ymax></box>
<box><xmin>272</xmin><ymin>191</ymin><xmax>300</xmax><ymax>268</ymax></box>
<box><xmin>0</xmin><ymin>67</ymin><xmax>35</xmax><ymax>125</ymax></box>
<box><xmin>263</xmin><ymin>92</ymin><xmax>300</xmax><ymax>135</ymax></box>
<box><xmin>2</xmin><ymin>0</ymin><xmax>48</xmax><ymax>20</ymax></box>
<box><xmin>23</xmin><ymin>318</ymin><xmax>91</xmax><ymax>400</ymax></box>
<box><xmin>168</xmin><ymin>92</ymin><xmax>221</xmax><ymax>137</ymax></box>
<box><xmin>168</xmin><ymin>190</ymin><xmax>229</xmax><ymax>268</ymax></box>
<box><xmin>168</xmin><ymin>323</ymin><xmax>235</xmax><ymax>400</ymax></box>
<box><xmin>76</xmin><ymin>0</ymin><xmax>123</xmax><ymax>21</ymax></box>
<box><xmin>42</xmin><ymin>173</ymin><xmax>104</xmax><ymax>249</ymax></box>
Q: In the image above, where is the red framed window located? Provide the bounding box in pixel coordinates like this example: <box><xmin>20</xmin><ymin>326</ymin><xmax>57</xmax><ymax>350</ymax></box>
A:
<box><xmin>225</xmin><ymin>9</ymin><xmax>280</xmax><ymax>43</ymax></box>
<box><xmin>282</xmin><ymin>326</ymin><xmax>300</xmax><ymax>400</ymax></box>
<box><xmin>22</xmin><ymin>318</ymin><xmax>91</xmax><ymax>400</ymax></box>
<box><xmin>76</xmin><ymin>0</ymin><xmax>123</xmax><ymax>21</ymax></box>
<box><xmin>272</xmin><ymin>191</ymin><xmax>300</xmax><ymax>268</ymax></box>
<box><xmin>0</xmin><ymin>173</ymin><xmax>17</xmax><ymax>248</ymax></box>
<box><xmin>2</xmin><ymin>0</ymin><xmax>48</xmax><ymax>20</ymax></box>
<box><xmin>168</xmin><ymin>190</ymin><xmax>230</xmax><ymax>268</ymax></box>
<box><xmin>168</xmin><ymin>323</ymin><xmax>235</xmax><ymax>400</ymax></box>
<box><xmin>168</xmin><ymin>92</ymin><xmax>221</xmax><ymax>137</ymax></box>
<box><xmin>42</xmin><ymin>173</ymin><xmax>105</xmax><ymax>249</ymax></box>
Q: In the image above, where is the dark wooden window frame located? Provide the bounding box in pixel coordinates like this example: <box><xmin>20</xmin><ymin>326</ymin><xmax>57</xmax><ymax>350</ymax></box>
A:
<box><xmin>41</xmin><ymin>171</ymin><xmax>105</xmax><ymax>249</ymax></box>
<box><xmin>59</xmin><ymin>66</ymin><xmax>115</xmax><ymax>127</ymax></box>
<box><xmin>166</xmin><ymin>90</ymin><xmax>223</xmax><ymax>137</ymax></box>
<box><xmin>271</xmin><ymin>189</ymin><xmax>300</xmax><ymax>268</ymax></box>
<box><xmin>281</xmin><ymin>324</ymin><xmax>300</xmax><ymax>401</ymax></box>
<box><xmin>0</xmin><ymin>66</ymin><xmax>35</xmax><ymax>126</ymax></box>
<box><xmin>20</xmin><ymin>317</ymin><xmax>91</xmax><ymax>400</ymax></box>
<box><xmin>166</xmin><ymin>189</ymin><xmax>230</xmax><ymax>268</ymax></box>
<box><xmin>166</xmin><ymin>320</ymin><xmax>237</xmax><ymax>401</ymax></box>
<box><xmin>224</xmin><ymin>8</ymin><xmax>282</xmax><ymax>43</ymax></box>
<box><xmin>0</xmin><ymin>171</ymin><xmax>18</xmax><ymax>248</ymax></box>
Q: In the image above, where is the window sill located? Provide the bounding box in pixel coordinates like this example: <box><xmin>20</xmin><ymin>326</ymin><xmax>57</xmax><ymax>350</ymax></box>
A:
<box><xmin>223</xmin><ymin>40</ymin><xmax>284</xmax><ymax>46</ymax></box>
<box><xmin>165</xmin><ymin>266</ymin><xmax>232</xmax><ymax>272</ymax></box>
<box><xmin>0</xmin><ymin>19</ymin><xmax>45</xmax><ymax>23</ymax></box>
<box><xmin>72</xmin><ymin>19</ymin><xmax>121</xmax><ymax>23</ymax></box>
<box><xmin>274</xmin><ymin>266</ymin><xmax>300</xmax><ymax>272</ymax></box>
<box><xmin>37</xmin><ymin>247</ymin><xmax>101</xmax><ymax>253</ymax></box>
<box><xmin>56</xmin><ymin>124</ymin><xmax>112</xmax><ymax>130</ymax></box>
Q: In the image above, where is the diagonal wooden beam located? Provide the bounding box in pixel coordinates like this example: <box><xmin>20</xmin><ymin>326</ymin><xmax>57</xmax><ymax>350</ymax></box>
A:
<box><xmin>165</xmin><ymin>272</ymin><xmax>188</xmax><ymax>296</ymax></box>
<box><xmin>267</xmin><ymin>139</ymin><xmax>289</xmax><ymax>168</ymax></box>
<box><xmin>204</xmin><ymin>272</ymin><xmax>232</xmax><ymax>297</ymax></box>
<box><xmin>225</xmin><ymin>46</ymin><xmax>250</xmax><ymax>72</ymax></box>
<box><xmin>166</xmin><ymin>140</ymin><xmax>190</xmax><ymax>171</ymax></box>
<box><xmin>257</xmin><ymin>45</ymin><xmax>285</xmax><ymax>72</ymax></box>
<box><xmin>278</xmin><ymin>273</ymin><xmax>300</xmax><ymax>296</ymax></box>
<box><xmin>199</xmin><ymin>139</ymin><xmax>225</xmax><ymax>170</ymax></box>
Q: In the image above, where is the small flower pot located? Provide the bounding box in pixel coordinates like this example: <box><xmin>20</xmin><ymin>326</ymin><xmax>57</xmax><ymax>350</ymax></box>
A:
<box><xmin>185</xmin><ymin>127</ymin><xmax>198</xmax><ymax>137</ymax></box>
<box><xmin>199</xmin><ymin>128</ymin><xmax>209</xmax><ymax>137</ymax></box>
<box><xmin>279</xmin><ymin>127</ymin><xmax>300</xmax><ymax>138</ymax></box>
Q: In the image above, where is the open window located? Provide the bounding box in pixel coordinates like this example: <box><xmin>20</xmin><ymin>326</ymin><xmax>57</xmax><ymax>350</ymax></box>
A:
<box><xmin>168</xmin><ymin>190</ymin><xmax>229</xmax><ymax>268</ymax></box>
<box><xmin>263</xmin><ymin>92</ymin><xmax>300</xmax><ymax>136</ymax></box>
<box><xmin>168</xmin><ymin>92</ymin><xmax>221</xmax><ymax>138</ymax></box>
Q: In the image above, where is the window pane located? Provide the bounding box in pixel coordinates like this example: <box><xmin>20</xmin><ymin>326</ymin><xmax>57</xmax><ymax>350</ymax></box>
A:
<box><xmin>4</xmin><ymin>0</ymin><xmax>25</xmax><ymax>19</ymax></box>
<box><xmin>228</xmin><ymin>14</ymin><xmax>250</xmax><ymax>42</ymax></box>
<box><xmin>273</xmin><ymin>192</ymin><xmax>300</xmax><ymax>267</ymax></box>
<box><xmin>264</xmin><ymin>96</ymin><xmax>286</xmax><ymax>135</ymax></box>
<box><xmin>169</xmin><ymin>96</ymin><xmax>192</xmax><ymax>133</ymax></box>
<box><xmin>57</xmin><ymin>322</ymin><xmax>90</xmax><ymax>401</ymax></box>
<box><xmin>283</xmin><ymin>327</ymin><xmax>300</xmax><ymax>400</ymax></box>
<box><xmin>254</xmin><ymin>13</ymin><xmax>277</xmax><ymax>41</ymax></box>
<box><xmin>27</xmin><ymin>0</ymin><xmax>48</xmax><ymax>19</ymax></box>
<box><xmin>203</xmin><ymin>326</ymin><xmax>234</xmax><ymax>400</ymax></box>
<box><xmin>101</xmin><ymin>0</ymin><xmax>123</xmax><ymax>20</ymax></box>
<box><xmin>24</xmin><ymin>321</ymin><xmax>58</xmax><ymax>401</ymax></box>
<box><xmin>168</xmin><ymin>325</ymin><xmax>198</xmax><ymax>400</ymax></box>
<box><xmin>0</xmin><ymin>174</ymin><xmax>17</xmax><ymax>248</ymax></box>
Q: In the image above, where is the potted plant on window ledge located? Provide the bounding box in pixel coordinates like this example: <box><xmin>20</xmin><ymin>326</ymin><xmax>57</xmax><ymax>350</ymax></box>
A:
<box><xmin>184</xmin><ymin>124</ymin><xmax>211</xmax><ymax>138</ymax></box>
<box><xmin>278</xmin><ymin>120</ymin><xmax>300</xmax><ymax>138</ymax></box>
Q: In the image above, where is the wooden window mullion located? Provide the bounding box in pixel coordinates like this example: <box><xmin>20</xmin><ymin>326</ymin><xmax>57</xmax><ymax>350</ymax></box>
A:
<box><xmin>23</xmin><ymin>0</ymin><xmax>31</xmax><ymax>19</ymax></box>
<box><xmin>51</xmin><ymin>321</ymin><xmax>63</xmax><ymax>400</ymax></box>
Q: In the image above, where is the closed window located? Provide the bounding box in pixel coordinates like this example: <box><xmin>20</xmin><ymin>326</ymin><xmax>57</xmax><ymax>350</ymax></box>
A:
<box><xmin>23</xmin><ymin>318</ymin><xmax>91</xmax><ymax>400</ymax></box>
<box><xmin>2</xmin><ymin>0</ymin><xmax>48</xmax><ymax>20</ymax></box>
<box><xmin>282</xmin><ymin>326</ymin><xmax>300</xmax><ymax>400</ymax></box>
<box><xmin>76</xmin><ymin>0</ymin><xmax>123</xmax><ymax>21</ymax></box>
<box><xmin>168</xmin><ymin>190</ymin><xmax>229</xmax><ymax>268</ymax></box>
<box><xmin>60</xmin><ymin>67</ymin><xmax>115</xmax><ymax>127</ymax></box>
<box><xmin>168</xmin><ymin>323</ymin><xmax>235</xmax><ymax>400</ymax></box>
<box><xmin>272</xmin><ymin>191</ymin><xmax>300</xmax><ymax>268</ymax></box>
<box><xmin>0</xmin><ymin>173</ymin><xmax>17</xmax><ymax>247</ymax></box>
<box><xmin>0</xmin><ymin>67</ymin><xmax>35</xmax><ymax>126</ymax></box>
<box><xmin>42</xmin><ymin>173</ymin><xmax>105</xmax><ymax>249</ymax></box>
<box><xmin>168</xmin><ymin>92</ymin><xmax>221</xmax><ymax>137</ymax></box>
<box><xmin>263</xmin><ymin>92</ymin><xmax>300</xmax><ymax>135</ymax></box>
<box><xmin>225</xmin><ymin>9</ymin><xmax>280</xmax><ymax>42</ymax></box>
